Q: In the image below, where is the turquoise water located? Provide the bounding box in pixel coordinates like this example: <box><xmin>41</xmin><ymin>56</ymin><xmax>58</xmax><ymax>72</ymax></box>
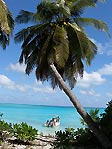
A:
<box><xmin>0</xmin><ymin>103</ymin><xmax>105</xmax><ymax>135</ymax></box>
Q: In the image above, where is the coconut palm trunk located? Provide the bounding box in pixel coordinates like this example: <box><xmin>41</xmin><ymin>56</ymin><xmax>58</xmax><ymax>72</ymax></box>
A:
<box><xmin>14</xmin><ymin>0</ymin><xmax>112</xmax><ymax>148</ymax></box>
<box><xmin>50</xmin><ymin>62</ymin><xmax>112</xmax><ymax>148</ymax></box>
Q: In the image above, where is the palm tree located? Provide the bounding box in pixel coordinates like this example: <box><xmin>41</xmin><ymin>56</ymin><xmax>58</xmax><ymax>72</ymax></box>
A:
<box><xmin>0</xmin><ymin>0</ymin><xmax>14</xmax><ymax>49</ymax></box>
<box><xmin>15</xmin><ymin>0</ymin><xmax>111</xmax><ymax>148</ymax></box>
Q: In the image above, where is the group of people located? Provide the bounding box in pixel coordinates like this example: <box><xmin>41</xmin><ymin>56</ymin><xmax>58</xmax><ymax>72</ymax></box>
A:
<box><xmin>44</xmin><ymin>116</ymin><xmax>60</xmax><ymax>127</ymax></box>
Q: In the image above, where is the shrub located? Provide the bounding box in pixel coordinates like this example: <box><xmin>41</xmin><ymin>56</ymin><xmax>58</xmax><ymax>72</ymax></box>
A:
<box><xmin>51</xmin><ymin>127</ymin><xmax>100</xmax><ymax>148</ymax></box>
<box><xmin>0</xmin><ymin>120</ymin><xmax>12</xmax><ymax>141</ymax></box>
<box><xmin>12</xmin><ymin>122</ymin><xmax>38</xmax><ymax>143</ymax></box>
<box><xmin>80</xmin><ymin>108</ymin><xmax>100</xmax><ymax>126</ymax></box>
<box><xmin>51</xmin><ymin>128</ymin><xmax>75</xmax><ymax>149</ymax></box>
<box><xmin>100</xmin><ymin>100</ymin><xmax>112</xmax><ymax>141</ymax></box>
<box><xmin>74</xmin><ymin>128</ymin><xmax>100</xmax><ymax>147</ymax></box>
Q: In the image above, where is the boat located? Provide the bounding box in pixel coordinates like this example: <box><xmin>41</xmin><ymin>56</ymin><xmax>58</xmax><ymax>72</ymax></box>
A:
<box><xmin>44</xmin><ymin>116</ymin><xmax>60</xmax><ymax>127</ymax></box>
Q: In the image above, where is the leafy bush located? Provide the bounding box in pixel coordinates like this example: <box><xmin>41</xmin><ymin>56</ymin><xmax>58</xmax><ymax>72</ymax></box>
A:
<box><xmin>51</xmin><ymin>128</ymin><xmax>75</xmax><ymax>149</ymax></box>
<box><xmin>80</xmin><ymin>108</ymin><xmax>100</xmax><ymax>126</ymax></box>
<box><xmin>12</xmin><ymin>122</ymin><xmax>38</xmax><ymax>143</ymax></box>
<box><xmin>0</xmin><ymin>120</ymin><xmax>12</xmax><ymax>141</ymax></box>
<box><xmin>51</xmin><ymin>127</ymin><xmax>100</xmax><ymax>148</ymax></box>
<box><xmin>100</xmin><ymin>100</ymin><xmax>112</xmax><ymax>141</ymax></box>
<box><xmin>74</xmin><ymin>128</ymin><xmax>100</xmax><ymax>147</ymax></box>
<box><xmin>0</xmin><ymin>113</ymin><xmax>38</xmax><ymax>144</ymax></box>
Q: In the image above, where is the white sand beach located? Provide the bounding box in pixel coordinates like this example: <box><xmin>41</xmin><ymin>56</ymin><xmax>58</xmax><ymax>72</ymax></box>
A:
<box><xmin>0</xmin><ymin>135</ymin><xmax>55</xmax><ymax>149</ymax></box>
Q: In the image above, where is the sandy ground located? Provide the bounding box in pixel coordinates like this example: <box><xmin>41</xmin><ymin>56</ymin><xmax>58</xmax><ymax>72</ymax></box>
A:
<box><xmin>0</xmin><ymin>135</ymin><xmax>55</xmax><ymax>149</ymax></box>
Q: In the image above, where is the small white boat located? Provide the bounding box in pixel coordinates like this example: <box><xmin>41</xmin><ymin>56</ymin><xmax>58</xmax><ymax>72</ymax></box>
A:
<box><xmin>44</xmin><ymin>116</ymin><xmax>60</xmax><ymax>127</ymax></box>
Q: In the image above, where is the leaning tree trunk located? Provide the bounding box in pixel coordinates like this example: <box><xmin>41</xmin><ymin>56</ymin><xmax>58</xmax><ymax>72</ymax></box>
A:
<box><xmin>49</xmin><ymin>63</ymin><xmax>112</xmax><ymax>149</ymax></box>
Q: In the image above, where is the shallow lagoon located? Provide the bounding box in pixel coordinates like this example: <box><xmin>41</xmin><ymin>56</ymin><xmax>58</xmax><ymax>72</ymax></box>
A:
<box><xmin>0</xmin><ymin>103</ymin><xmax>105</xmax><ymax>135</ymax></box>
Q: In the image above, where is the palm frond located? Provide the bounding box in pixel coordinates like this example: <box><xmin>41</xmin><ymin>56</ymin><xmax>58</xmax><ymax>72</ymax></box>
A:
<box><xmin>0</xmin><ymin>31</ymin><xmax>8</xmax><ymax>49</ymax></box>
<box><xmin>7</xmin><ymin>10</ymin><xmax>14</xmax><ymax>33</ymax></box>
<box><xmin>38</xmin><ymin>30</ymin><xmax>54</xmax><ymax>66</ymax></box>
<box><xmin>15</xmin><ymin>10</ymin><xmax>36</xmax><ymax>24</ymax></box>
<box><xmin>53</xmin><ymin>25</ymin><xmax>69</xmax><ymax>68</ymax></box>
<box><xmin>97</xmin><ymin>0</ymin><xmax>105</xmax><ymax>2</ymax></box>
<box><xmin>64</xmin><ymin>51</ymin><xmax>84</xmax><ymax>88</ymax></box>
<box><xmin>36</xmin><ymin>0</ymin><xmax>59</xmax><ymax>22</ymax></box>
<box><xmin>36</xmin><ymin>28</ymin><xmax>55</xmax><ymax>81</ymax></box>
<box><xmin>14</xmin><ymin>28</ymin><xmax>30</xmax><ymax>43</ymax></box>
<box><xmin>15</xmin><ymin>23</ymin><xmax>50</xmax><ymax>44</ymax></box>
<box><xmin>75</xmin><ymin>18</ymin><xmax>110</xmax><ymax>37</ymax></box>
<box><xmin>50</xmin><ymin>73</ymin><xmax>59</xmax><ymax>89</ymax></box>
<box><xmin>67</xmin><ymin>22</ymin><xmax>97</xmax><ymax>65</ymax></box>
<box><xmin>0</xmin><ymin>0</ymin><xmax>14</xmax><ymax>49</ymax></box>
<box><xmin>22</xmin><ymin>23</ymin><xmax>50</xmax><ymax>48</ymax></box>
<box><xmin>15</xmin><ymin>0</ymin><xmax>109</xmax><ymax>89</ymax></box>
<box><xmin>25</xmin><ymin>49</ymin><xmax>38</xmax><ymax>75</ymax></box>
<box><xmin>19</xmin><ymin>36</ymin><xmax>38</xmax><ymax>64</ymax></box>
<box><xmin>70</xmin><ymin>0</ymin><xmax>97</xmax><ymax>17</ymax></box>
<box><xmin>0</xmin><ymin>0</ymin><xmax>14</xmax><ymax>34</ymax></box>
<box><xmin>64</xmin><ymin>61</ymin><xmax>77</xmax><ymax>89</ymax></box>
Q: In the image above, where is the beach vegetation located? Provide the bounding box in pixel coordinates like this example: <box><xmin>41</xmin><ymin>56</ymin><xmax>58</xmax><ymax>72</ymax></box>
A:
<box><xmin>51</xmin><ymin>127</ymin><xmax>100</xmax><ymax>148</ymax></box>
<box><xmin>0</xmin><ymin>0</ymin><xmax>14</xmax><ymax>49</ymax></box>
<box><xmin>52</xmin><ymin>101</ymin><xmax>112</xmax><ymax>148</ymax></box>
<box><xmin>51</xmin><ymin>128</ymin><xmax>75</xmax><ymax>148</ymax></box>
<box><xmin>14</xmin><ymin>0</ymin><xmax>111</xmax><ymax>148</ymax></box>
<box><xmin>80</xmin><ymin>108</ymin><xmax>100</xmax><ymax>126</ymax></box>
<box><xmin>100</xmin><ymin>100</ymin><xmax>112</xmax><ymax>142</ymax></box>
<box><xmin>0</xmin><ymin>116</ymin><xmax>38</xmax><ymax>145</ymax></box>
<box><xmin>12</xmin><ymin>122</ymin><xmax>38</xmax><ymax>143</ymax></box>
<box><xmin>0</xmin><ymin>120</ymin><xmax>12</xmax><ymax>142</ymax></box>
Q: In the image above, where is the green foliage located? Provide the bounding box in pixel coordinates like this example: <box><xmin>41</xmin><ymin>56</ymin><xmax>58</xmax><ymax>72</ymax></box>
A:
<box><xmin>14</xmin><ymin>0</ymin><xmax>110</xmax><ymax>89</ymax></box>
<box><xmin>74</xmin><ymin>128</ymin><xmax>99</xmax><ymax>147</ymax></box>
<box><xmin>53</xmin><ymin>25</ymin><xmax>69</xmax><ymax>68</ymax></box>
<box><xmin>0</xmin><ymin>120</ymin><xmax>12</xmax><ymax>141</ymax></box>
<box><xmin>51</xmin><ymin>127</ymin><xmax>100</xmax><ymax>148</ymax></box>
<box><xmin>51</xmin><ymin>128</ymin><xmax>75</xmax><ymax>149</ymax></box>
<box><xmin>0</xmin><ymin>0</ymin><xmax>14</xmax><ymax>49</ymax></box>
<box><xmin>80</xmin><ymin>108</ymin><xmax>100</xmax><ymax>126</ymax></box>
<box><xmin>0</xmin><ymin>120</ymin><xmax>12</xmax><ymax>132</ymax></box>
<box><xmin>12</xmin><ymin>122</ymin><xmax>38</xmax><ymax>142</ymax></box>
<box><xmin>75</xmin><ymin>18</ymin><xmax>110</xmax><ymax>37</ymax></box>
<box><xmin>0</xmin><ymin>119</ymin><xmax>38</xmax><ymax>144</ymax></box>
<box><xmin>100</xmin><ymin>100</ymin><xmax>112</xmax><ymax>141</ymax></box>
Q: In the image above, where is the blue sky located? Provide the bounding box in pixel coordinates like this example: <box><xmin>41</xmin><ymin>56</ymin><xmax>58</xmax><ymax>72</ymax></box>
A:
<box><xmin>0</xmin><ymin>0</ymin><xmax>112</xmax><ymax>107</ymax></box>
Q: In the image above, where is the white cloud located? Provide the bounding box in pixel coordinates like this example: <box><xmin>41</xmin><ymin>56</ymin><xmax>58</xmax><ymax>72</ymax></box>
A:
<box><xmin>0</xmin><ymin>75</ymin><xmax>15</xmax><ymax>89</ymax></box>
<box><xmin>8</xmin><ymin>63</ymin><xmax>26</xmax><ymax>73</ymax></box>
<box><xmin>90</xmin><ymin>38</ymin><xmax>112</xmax><ymax>56</ymax></box>
<box><xmin>106</xmin><ymin>92</ymin><xmax>112</xmax><ymax>98</ymax></box>
<box><xmin>0</xmin><ymin>74</ymin><xmax>27</xmax><ymax>92</ymax></box>
<box><xmin>15</xmin><ymin>84</ymin><xmax>28</xmax><ymax>92</ymax></box>
<box><xmin>80</xmin><ymin>89</ymin><xmax>100</xmax><ymax>97</ymax></box>
<box><xmin>33</xmin><ymin>86</ymin><xmax>55</xmax><ymax>94</ymax></box>
<box><xmin>0</xmin><ymin>73</ymin><xmax>55</xmax><ymax>94</ymax></box>
<box><xmin>77</xmin><ymin>71</ymin><xmax>105</xmax><ymax>88</ymax></box>
<box><xmin>98</xmin><ymin>63</ymin><xmax>112</xmax><ymax>75</ymax></box>
<box><xmin>35</xmin><ymin>80</ymin><xmax>42</xmax><ymax>86</ymax></box>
